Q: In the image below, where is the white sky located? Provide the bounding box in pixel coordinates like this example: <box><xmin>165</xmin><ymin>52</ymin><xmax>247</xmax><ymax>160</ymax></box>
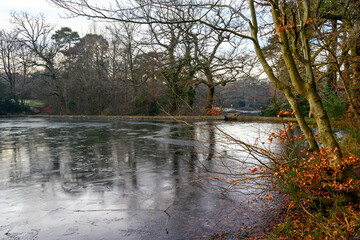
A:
<box><xmin>0</xmin><ymin>0</ymin><xmax>95</xmax><ymax>36</ymax></box>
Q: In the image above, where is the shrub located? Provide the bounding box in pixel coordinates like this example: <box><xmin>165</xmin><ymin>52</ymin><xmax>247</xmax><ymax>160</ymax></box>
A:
<box><xmin>264</xmin><ymin>111</ymin><xmax>360</xmax><ymax>239</ymax></box>
<box><xmin>0</xmin><ymin>98</ymin><xmax>30</xmax><ymax>114</ymax></box>
<box><xmin>322</xmin><ymin>91</ymin><xmax>345</xmax><ymax>120</ymax></box>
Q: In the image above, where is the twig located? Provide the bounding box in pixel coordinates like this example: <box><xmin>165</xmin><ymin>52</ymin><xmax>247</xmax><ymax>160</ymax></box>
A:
<box><xmin>73</xmin><ymin>208</ymin><xmax>163</xmax><ymax>212</ymax></box>
<box><xmin>164</xmin><ymin>204</ymin><xmax>172</xmax><ymax>214</ymax></box>
<box><xmin>164</xmin><ymin>204</ymin><xmax>172</xmax><ymax>234</ymax></box>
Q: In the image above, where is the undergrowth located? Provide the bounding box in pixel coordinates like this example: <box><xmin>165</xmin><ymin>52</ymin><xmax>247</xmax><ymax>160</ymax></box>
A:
<box><xmin>335</xmin><ymin>115</ymin><xmax>360</xmax><ymax>156</ymax></box>
<box><xmin>260</xmin><ymin>112</ymin><xmax>360</xmax><ymax>240</ymax></box>
<box><xmin>202</xmin><ymin>111</ymin><xmax>360</xmax><ymax>240</ymax></box>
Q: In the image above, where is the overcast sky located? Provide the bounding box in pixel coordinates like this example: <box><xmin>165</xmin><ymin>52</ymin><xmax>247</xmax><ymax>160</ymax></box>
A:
<box><xmin>0</xmin><ymin>0</ymin><xmax>95</xmax><ymax>36</ymax></box>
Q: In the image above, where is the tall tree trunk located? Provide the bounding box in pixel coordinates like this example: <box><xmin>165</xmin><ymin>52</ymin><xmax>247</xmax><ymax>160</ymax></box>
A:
<box><xmin>169</xmin><ymin>92</ymin><xmax>178</xmax><ymax>114</ymax></box>
<box><xmin>59</xmin><ymin>95</ymin><xmax>68</xmax><ymax>115</ymax></box>
<box><xmin>349</xmin><ymin>28</ymin><xmax>360</xmax><ymax>115</ymax></box>
<box><xmin>283</xmin><ymin>88</ymin><xmax>319</xmax><ymax>151</ymax></box>
<box><xmin>306</xmin><ymin>86</ymin><xmax>341</xmax><ymax>155</ymax></box>
<box><xmin>270</xmin><ymin>0</ymin><xmax>340</xmax><ymax>155</ymax></box>
<box><xmin>204</xmin><ymin>70</ymin><xmax>215</xmax><ymax>115</ymax></box>
<box><xmin>248</xmin><ymin>0</ymin><xmax>319</xmax><ymax>151</ymax></box>
<box><xmin>205</xmin><ymin>85</ymin><xmax>215</xmax><ymax>115</ymax></box>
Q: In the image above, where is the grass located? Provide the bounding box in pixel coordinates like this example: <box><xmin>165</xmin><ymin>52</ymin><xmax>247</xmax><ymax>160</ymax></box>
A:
<box><xmin>334</xmin><ymin>116</ymin><xmax>360</xmax><ymax>156</ymax></box>
<box><xmin>268</xmin><ymin>202</ymin><xmax>360</xmax><ymax>239</ymax></box>
<box><xmin>207</xmin><ymin>230</ymin><xmax>254</xmax><ymax>239</ymax></box>
<box><xmin>24</xmin><ymin>99</ymin><xmax>44</xmax><ymax>106</ymax></box>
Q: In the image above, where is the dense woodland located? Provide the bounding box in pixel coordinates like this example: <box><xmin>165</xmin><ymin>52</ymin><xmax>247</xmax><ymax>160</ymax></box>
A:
<box><xmin>0</xmin><ymin>0</ymin><xmax>359</xmax><ymax>118</ymax></box>
<box><xmin>2</xmin><ymin>1</ymin><xmax>358</xmax><ymax>119</ymax></box>
<box><xmin>1</xmin><ymin>1</ymin><xmax>358</xmax><ymax>120</ymax></box>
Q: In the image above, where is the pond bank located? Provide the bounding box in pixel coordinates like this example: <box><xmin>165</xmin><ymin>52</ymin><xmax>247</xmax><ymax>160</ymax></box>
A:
<box><xmin>1</xmin><ymin>114</ymin><xmax>298</xmax><ymax>123</ymax></box>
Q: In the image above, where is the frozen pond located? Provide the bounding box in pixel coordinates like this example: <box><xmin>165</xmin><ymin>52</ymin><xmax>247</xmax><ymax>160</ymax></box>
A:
<box><xmin>0</xmin><ymin>117</ymin><xmax>284</xmax><ymax>239</ymax></box>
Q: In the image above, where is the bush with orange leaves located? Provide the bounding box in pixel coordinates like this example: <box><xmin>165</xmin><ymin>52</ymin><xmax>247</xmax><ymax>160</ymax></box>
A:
<box><xmin>262</xmin><ymin>110</ymin><xmax>360</xmax><ymax>202</ymax></box>
<box><xmin>265</xmin><ymin>111</ymin><xmax>360</xmax><ymax>240</ymax></box>
<box><xmin>274</xmin><ymin>147</ymin><xmax>360</xmax><ymax>202</ymax></box>
<box><xmin>207</xmin><ymin>105</ymin><xmax>224</xmax><ymax>116</ymax></box>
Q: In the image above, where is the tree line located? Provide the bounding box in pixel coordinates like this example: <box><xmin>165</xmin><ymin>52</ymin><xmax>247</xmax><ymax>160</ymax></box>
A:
<box><xmin>0</xmin><ymin>9</ymin><xmax>256</xmax><ymax>115</ymax></box>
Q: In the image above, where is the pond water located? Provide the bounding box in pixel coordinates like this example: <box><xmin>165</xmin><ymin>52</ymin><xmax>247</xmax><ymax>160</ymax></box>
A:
<box><xmin>0</xmin><ymin>117</ymin><xmax>284</xmax><ymax>239</ymax></box>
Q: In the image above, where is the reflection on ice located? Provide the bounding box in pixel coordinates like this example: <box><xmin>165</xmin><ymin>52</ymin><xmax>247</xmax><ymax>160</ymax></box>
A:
<box><xmin>0</xmin><ymin>117</ymin><xmax>283</xmax><ymax>239</ymax></box>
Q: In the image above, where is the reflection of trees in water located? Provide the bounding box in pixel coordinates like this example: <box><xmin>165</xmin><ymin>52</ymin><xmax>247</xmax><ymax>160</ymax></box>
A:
<box><xmin>7</xmin><ymin>146</ymin><xmax>28</xmax><ymax>182</ymax></box>
<box><xmin>0</xmin><ymin>119</ymin><xmax>233</xmax><ymax>204</ymax></box>
<box><xmin>2</xmin><ymin>127</ymin><xmax>53</xmax><ymax>183</ymax></box>
<box><xmin>169</xmin><ymin>126</ymin><xmax>180</xmax><ymax>176</ymax></box>
<box><xmin>207</xmin><ymin>124</ymin><xmax>216</xmax><ymax>162</ymax></box>
<box><xmin>123</xmin><ymin>138</ymin><xmax>138</xmax><ymax>189</ymax></box>
<box><xmin>187</xmin><ymin>144</ymin><xmax>198</xmax><ymax>173</ymax></box>
<box><xmin>187</xmin><ymin>123</ymin><xmax>217</xmax><ymax>172</ymax></box>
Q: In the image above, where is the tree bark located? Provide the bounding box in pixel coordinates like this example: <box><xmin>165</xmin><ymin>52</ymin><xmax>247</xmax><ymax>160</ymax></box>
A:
<box><xmin>248</xmin><ymin>0</ymin><xmax>319</xmax><ymax>151</ymax></box>
<box><xmin>204</xmin><ymin>69</ymin><xmax>215</xmax><ymax>115</ymax></box>
<box><xmin>205</xmin><ymin>85</ymin><xmax>215</xmax><ymax>115</ymax></box>
<box><xmin>270</xmin><ymin>0</ymin><xmax>341</xmax><ymax>156</ymax></box>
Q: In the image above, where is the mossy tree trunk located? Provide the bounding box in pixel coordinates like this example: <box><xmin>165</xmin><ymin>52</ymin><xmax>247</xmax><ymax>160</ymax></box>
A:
<box><xmin>248</xmin><ymin>0</ymin><xmax>319</xmax><ymax>151</ymax></box>
<box><xmin>248</xmin><ymin>0</ymin><xmax>360</xmax><ymax>187</ymax></box>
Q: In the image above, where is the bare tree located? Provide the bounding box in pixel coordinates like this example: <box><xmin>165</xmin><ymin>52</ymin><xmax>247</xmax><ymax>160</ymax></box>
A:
<box><xmin>311</xmin><ymin>1</ymin><xmax>360</xmax><ymax>117</ymax></box>
<box><xmin>11</xmin><ymin>12</ymin><xmax>69</xmax><ymax>113</ymax></box>
<box><xmin>0</xmin><ymin>30</ymin><xmax>21</xmax><ymax>103</ymax></box>
<box><xmin>49</xmin><ymin>0</ymin><xmax>201</xmax><ymax>114</ymax></box>
<box><xmin>189</xmin><ymin>13</ymin><xmax>250</xmax><ymax>114</ymax></box>
<box><xmin>0</xmin><ymin>29</ymin><xmax>35</xmax><ymax>105</ymax></box>
<box><xmin>107</xmin><ymin>22</ymin><xmax>146</xmax><ymax>102</ymax></box>
<box><xmin>142</xmin><ymin>3</ymin><xmax>198</xmax><ymax>114</ymax></box>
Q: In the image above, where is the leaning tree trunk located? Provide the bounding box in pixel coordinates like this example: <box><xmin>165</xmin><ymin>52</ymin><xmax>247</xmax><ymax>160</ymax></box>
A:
<box><xmin>275</xmin><ymin>0</ymin><xmax>359</xmax><ymax>185</ymax></box>
<box><xmin>269</xmin><ymin>0</ymin><xmax>340</xmax><ymax>154</ymax></box>
<box><xmin>283</xmin><ymin>88</ymin><xmax>319</xmax><ymax>151</ymax></box>
<box><xmin>306</xmin><ymin>85</ymin><xmax>341</xmax><ymax>155</ymax></box>
<box><xmin>247</xmin><ymin>0</ymin><xmax>319</xmax><ymax>151</ymax></box>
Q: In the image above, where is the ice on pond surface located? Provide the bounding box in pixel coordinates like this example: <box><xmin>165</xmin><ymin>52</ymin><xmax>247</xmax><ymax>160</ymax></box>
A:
<box><xmin>0</xmin><ymin>117</ymin><xmax>284</xmax><ymax>239</ymax></box>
